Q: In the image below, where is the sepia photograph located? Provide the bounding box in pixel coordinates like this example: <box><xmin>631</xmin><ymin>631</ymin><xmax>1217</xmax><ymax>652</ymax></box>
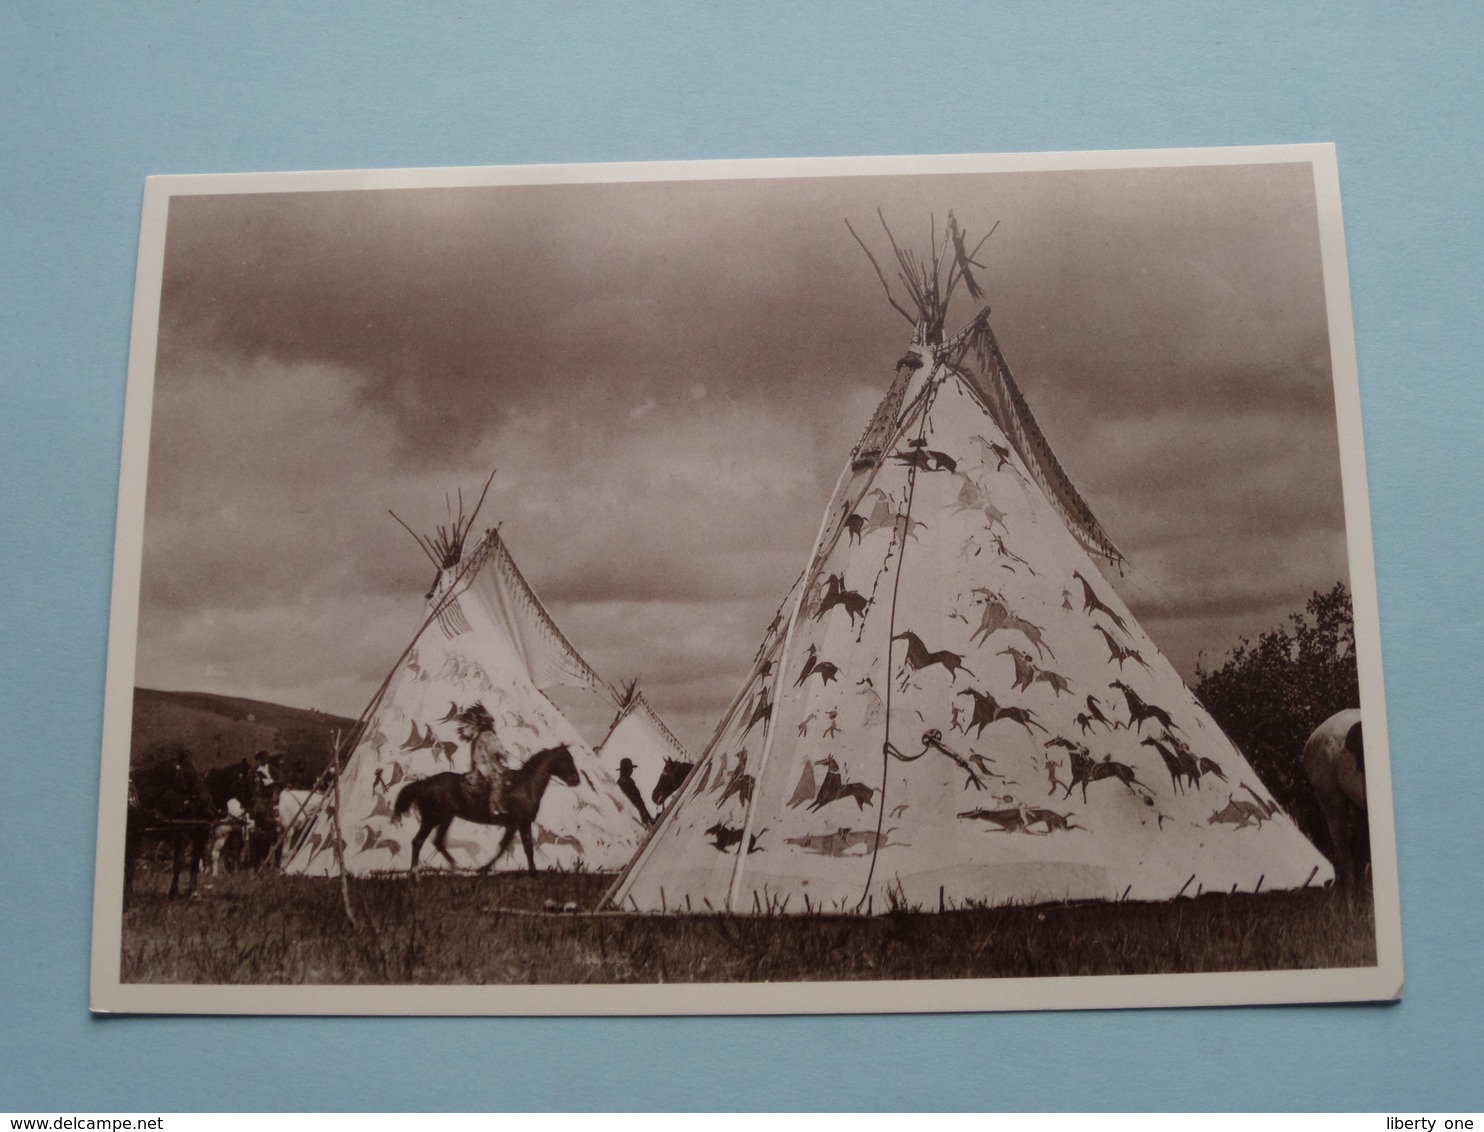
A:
<box><xmin>91</xmin><ymin>146</ymin><xmax>1400</xmax><ymax>1014</ymax></box>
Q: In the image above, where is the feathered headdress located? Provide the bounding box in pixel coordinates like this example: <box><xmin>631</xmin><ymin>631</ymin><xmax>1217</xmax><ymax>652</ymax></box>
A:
<box><xmin>453</xmin><ymin>701</ymin><xmax>496</xmax><ymax>742</ymax></box>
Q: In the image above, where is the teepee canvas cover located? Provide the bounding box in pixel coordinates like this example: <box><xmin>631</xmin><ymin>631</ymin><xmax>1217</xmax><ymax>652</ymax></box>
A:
<box><xmin>608</xmin><ymin>221</ymin><xmax>1332</xmax><ymax>914</ymax></box>
<box><xmin>283</xmin><ymin>528</ymin><xmax>647</xmax><ymax>875</ymax></box>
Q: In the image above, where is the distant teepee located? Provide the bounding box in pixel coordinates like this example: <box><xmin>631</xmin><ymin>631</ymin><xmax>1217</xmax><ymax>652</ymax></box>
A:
<box><xmin>596</xmin><ymin>682</ymin><xmax>693</xmax><ymax>827</ymax></box>
<box><xmin>283</xmin><ymin>478</ymin><xmax>678</xmax><ymax>875</ymax></box>
<box><xmin>607</xmin><ymin>213</ymin><xmax>1332</xmax><ymax>913</ymax></box>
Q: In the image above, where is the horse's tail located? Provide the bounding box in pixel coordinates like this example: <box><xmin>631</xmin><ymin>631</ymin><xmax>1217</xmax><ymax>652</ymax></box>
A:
<box><xmin>393</xmin><ymin>780</ymin><xmax>421</xmax><ymax>818</ymax></box>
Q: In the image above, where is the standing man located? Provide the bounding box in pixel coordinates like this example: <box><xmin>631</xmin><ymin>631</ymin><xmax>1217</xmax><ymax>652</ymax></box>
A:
<box><xmin>615</xmin><ymin>757</ymin><xmax>653</xmax><ymax>827</ymax></box>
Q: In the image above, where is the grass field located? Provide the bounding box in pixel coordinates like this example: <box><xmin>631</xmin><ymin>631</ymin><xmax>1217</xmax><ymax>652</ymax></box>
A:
<box><xmin>119</xmin><ymin>866</ymin><xmax>1376</xmax><ymax>986</ymax></box>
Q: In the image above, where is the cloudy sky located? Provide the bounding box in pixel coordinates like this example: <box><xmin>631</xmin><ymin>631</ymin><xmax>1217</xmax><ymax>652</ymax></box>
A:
<box><xmin>134</xmin><ymin>158</ymin><xmax>1350</xmax><ymax>751</ymax></box>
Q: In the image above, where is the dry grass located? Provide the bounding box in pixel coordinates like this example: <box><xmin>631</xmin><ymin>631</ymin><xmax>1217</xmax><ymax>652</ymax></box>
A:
<box><xmin>120</xmin><ymin>866</ymin><xmax>1377</xmax><ymax>986</ymax></box>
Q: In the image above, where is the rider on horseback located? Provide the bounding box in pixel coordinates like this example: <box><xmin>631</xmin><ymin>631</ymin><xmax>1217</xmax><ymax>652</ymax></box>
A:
<box><xmin>455</xmin><ymin>702</ymin><xmax>512</xmax><ymax>818</ymax></box>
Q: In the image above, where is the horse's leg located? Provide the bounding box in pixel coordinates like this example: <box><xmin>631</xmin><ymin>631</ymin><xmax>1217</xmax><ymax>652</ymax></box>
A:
<box><xmin>188</xmin><ymin>829</ymin><xmax>204</xmax><ymax>897</ymax></box>
<box><xmin>409</xmin><ymin>818</ymin><xmax>432</xmax><ymax>870</ymax></box>
<box><xmin>480</xmin><ymin>824</ymin><xmax>519</xmax><ymax>873</ymax></box>
<box><xmin>434</xmin><ymin>820</ymin><xmax>458</xmax><ymax>868</ymax></box>
<box><xmin>519</xmin><ymin>824</ymin><xmax>536</xmax><ymax>874</ymax></box>
<box><xmin>169</xmin><ymin>833</ymin><xmax>184</xmax><ymax>899</ymax></box>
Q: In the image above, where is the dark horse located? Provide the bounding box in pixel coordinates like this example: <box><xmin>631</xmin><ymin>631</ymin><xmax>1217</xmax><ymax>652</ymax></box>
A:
<box><xmin>651</xmin><ymin>756</ymin><xmax>694</xmax><ymax>808</ymax></box>
<box><xmin>393</xmin><ymin>745</ymin><xmax>580</xmax><ymax>873</ymax></box>
<box><xmin>125</xmin><ymin>754</ymin><xmax>215</xmax><ymax>906</ymax></box>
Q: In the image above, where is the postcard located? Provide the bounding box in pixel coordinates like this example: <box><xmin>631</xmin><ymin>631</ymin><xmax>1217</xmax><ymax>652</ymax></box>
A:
<box><xmin>92</xmin><ymin>145</ymin><xmax>1401</xmax><ymax>1014</ymax></box>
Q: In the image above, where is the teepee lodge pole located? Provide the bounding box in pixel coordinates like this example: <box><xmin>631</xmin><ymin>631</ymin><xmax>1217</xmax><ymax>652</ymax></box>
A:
<box><xmin>327</xmin><ymin>728</ymin><xmax>357</xmax><ymax>927</ymax></box>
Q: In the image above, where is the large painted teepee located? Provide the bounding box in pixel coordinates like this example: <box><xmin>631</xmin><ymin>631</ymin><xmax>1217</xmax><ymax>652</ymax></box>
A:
<box><xmin>283</xmin><ymin>487</ymin><xmax>665</xmax><ymax>876</ymax></box>
<box><xmin>606</xmin><ymin>215</ymin><xmax>1333</xmax><ymax>914</ymax></box>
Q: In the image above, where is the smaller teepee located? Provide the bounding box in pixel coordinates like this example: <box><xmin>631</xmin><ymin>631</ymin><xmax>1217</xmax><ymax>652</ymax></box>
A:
<box><xmin>282</xmin><ymin>478</ymin><xmax>668</xmax><ymax>876</ymax></box>
<box><xmin>596</xmin><ymin>682</ymin><xmax>693</xmax><ymax>827</ymax></box>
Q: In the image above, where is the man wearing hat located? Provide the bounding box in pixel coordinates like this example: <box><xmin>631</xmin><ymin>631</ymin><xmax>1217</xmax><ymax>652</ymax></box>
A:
<box><xmin>615</xmin><ymin>757</ymin><xmax>653</xmax><ymax>827</ymax></box>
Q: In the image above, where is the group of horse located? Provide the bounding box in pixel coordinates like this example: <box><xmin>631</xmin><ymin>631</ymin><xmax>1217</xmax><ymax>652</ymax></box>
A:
<box><xmin>124</xmin><ymin>752</ymin><xmax>283</xmax><ymax>906</ymax></box>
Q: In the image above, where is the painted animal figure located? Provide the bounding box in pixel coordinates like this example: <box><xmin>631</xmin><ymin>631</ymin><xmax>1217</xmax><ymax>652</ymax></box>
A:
<box><xmin>957</xmin><ymin>688</ymin><xmax>1046</xmax><ymax>738</ymax></box>
<box><xmin>968</xmin><ymin>589</ymin><xmax>1053</xmax><ymax>659</ymax></box>
<box><xmin>1209</xmin><ymin>796</ymin><xmax>1264</xmax><ymax>830</ymax></box>
<box><xmin>532</xmin><ymin>827</ymin><xmax>585</xmax><ymax>854</ymax></box>
<box><xmin>988</xmin><ymin>535</ymin><xmax>1036</xmax><ymax>575</ymax></box>
<box><xmin>816</xmin><ymin>573</ymin><xmax>870</xmax><ymax>628</ymax></box>
<box><xmin>1006</xmin><ymin>614</ymin><xmax>1054</xmax><ymax>661</ymax></box>
<box><xmin>1000</xmin><ymin>646</ymin><xmax>1039</xmax><ymax>692</ymax></box>
<box><xmin>1027</xmin><ymin>807</ymin><xmax>1085</xmax><ymax>833</ymax></box>
<box><xmin>794</xmin><ymin>644</ymin><xmax>840</xmax><ymax>687</ymax></box>
<box><xmin>958</xmin><ymin>804</ymin><xmax>1085</xmax><ymax>834</ymax></box>
<box><xmin>1167</xmin><ymin>736</ymin><xmax>1216</xmax><ymax>788</ymax></box>
<box><xmin>956</xmin><ymin>805</ymin><xmax>1030</xmax><ymax>832</ymax></box>
<box><xmin>1071</xmin><ymin>571</ymin><xmax>1129</xmax><ymax>634</ymax></box>
<box><xmin>1036</xmin><ymin>670</ymin><xmax>1073</xmax><ymax>697</ymax></box>
<box><xmin>125</xmin><ymin>753</ymin><xmax>214</xmax><ymax>906</ymax></box>
<box><xmin>999</xmin><ymin>646</ymin><xmax>1073</xmax><ymax>697</ymax></box>
<box><xmin>742</xmin><ymin>690</ymin><xmax>772</xmax><ymax>735</ymax></box>
<box><xmin>950</xmin><ymin>476</ymin><xmax>1008</xmax><ymax>531</ymax></box>
<box><xmin>852</xmin><ymin>489</ymin><xmax>899</xmax><ymax>540</ymax></box>
<box><xmin>401</xmin><ymin>721</ymin><xmax>437</xmax><ymax>752</ymax></box>
<box><xmin>968</xmin><ymin>588</ymin><xmax>1013</xmax><ymax>646</ymax></box>
<box><xmin>1063</xmin><ymin>747</ymin><xmax>1149</xmax><ymax>804</ymax></box>
<box><xmin>1083</xmin><ymin>694</ymin><xmax>1113</xmax><ymax>729</ymax></box>
<box><xmin>891</xmin><ymin>444</ymin><xmax>957</xmax><ymax>473</ymax></box>
<box><xmin>967</xmin><ymin>434</ymin><xmax>1023</xmax><ymax>476</ymax></box>
<box><xmin>1141</xmin><ymin>736</ymin><xmax>1196</xmax><ymax>793</ymax></box>
<box><xmin>1110</xmin><ymin>680</ymin><xmax>1181</xmax><ymax>734</ymax></box>
<box><xmin>651</xmin><ymin>756</ymin><xmax>694</xmax><ymax>807</ymax></box>
<box><xmin>892</xmin><ymin>512</ymin><xmax>929</xmax><ymax>543</ymax></box>
<box><xmin>1303</xmin><ymin>708</ymin><xmax>1368</xmax><ymax>884</ymax></box>
<box><xmin>393</xmin><ymin>745</ymin><xmax>580</xmax><ymax>873</ymax></box>
<box><xmin>893</xmin><ymin>631</ymin><xmax>974</xmax><ymax>689</ymax></box>
<box><xmin>356</xmin><ymin>823</ymin><xmax>402</xmax><ymax>858</ymax></box>
<box><xmin>1094</xmin><ymin>625</ymin><xmax>1151</xmax><ymax>672</ymax></box>
<box><xmin>785</xmin><ymin>827</ymin><xmax>900</xmax><ymax>857</ymax></box>
<box><xmin>705</xmin><ymin>823</ymin><xmax>766</xmax><ymax>854</ymax></box>
<box><xmin>1231</xmin><ymin>784</ymin><xmax>1278</xmax><ymax>828</ymax></box>
<box><xmin>717</xmin><ymin>764</ymin><xmax>756</xmax><ymax>809</ymax></box>
<box><xmin>807</xmin><ymin>757</ymin><xmax>876</xmax><ymax>812</ymax></box>
<box><xmin>856</xmin><ymin>674</ymin><xmax>887</xmax><ymax>730</ymax></box>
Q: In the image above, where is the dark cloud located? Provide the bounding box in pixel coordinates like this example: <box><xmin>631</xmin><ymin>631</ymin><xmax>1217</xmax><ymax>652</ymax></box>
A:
<box><xmin>136</xmin><ymin>159</ymin><xmax>1351</xmax><ymax>750</ymax></box>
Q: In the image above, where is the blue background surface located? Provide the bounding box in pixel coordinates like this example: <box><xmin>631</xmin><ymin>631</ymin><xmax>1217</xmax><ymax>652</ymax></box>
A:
<box><xmin>2</xmin><ymin>1</ymin><xmax>1479</xmax><ymax>1112</ymax></box>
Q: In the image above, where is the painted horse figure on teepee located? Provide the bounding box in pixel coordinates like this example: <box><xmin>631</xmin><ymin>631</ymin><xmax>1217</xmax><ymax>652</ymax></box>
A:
<box><xmin>607</xmin><ymin>212</ymin><xmax>1332</xmax><ymax>914</ymax></box>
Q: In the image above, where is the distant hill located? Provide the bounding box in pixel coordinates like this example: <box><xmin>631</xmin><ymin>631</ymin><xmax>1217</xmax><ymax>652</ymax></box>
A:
<box><xmin>131</xmin><ymin>688</ymin><xmax>355</xmax><ymax>789</ymax></box>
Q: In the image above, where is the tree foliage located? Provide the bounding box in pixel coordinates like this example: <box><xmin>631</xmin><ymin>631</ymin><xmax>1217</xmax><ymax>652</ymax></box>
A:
<box><xmin>1194</xmin><ymin>582</ymin><xmax>1359</xmax><ymax>856</ymax></box>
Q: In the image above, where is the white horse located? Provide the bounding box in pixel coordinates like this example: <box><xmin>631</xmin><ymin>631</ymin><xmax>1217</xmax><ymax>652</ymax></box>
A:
<box><xmin>1303</xmin><ymin>708</ymin><xmax>1368</xmax><ymax>885</ymax></box>
<box><xmin>206</xmin><ymin>798</ymin><xmax>254</xmax><ymax>877</ymax></box>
